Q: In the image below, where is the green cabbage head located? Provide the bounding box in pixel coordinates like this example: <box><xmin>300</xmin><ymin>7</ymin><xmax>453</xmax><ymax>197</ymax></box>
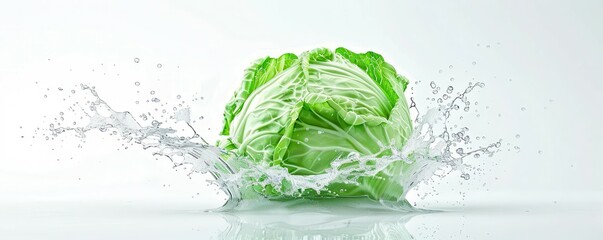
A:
<box><xmin>218</xmin><ymin>47</ymin><xmax>413</xmax><ymax>201</ymax></box>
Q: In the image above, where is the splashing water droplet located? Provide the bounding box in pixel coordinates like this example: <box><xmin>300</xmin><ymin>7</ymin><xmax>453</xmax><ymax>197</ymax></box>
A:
<box><xmin>446</xmin><ymin>86</ymin><xmax>454</xmax><ymax>94</ymax></box>
<box><xmin>461</xmin><ymin>173</ymin><xmax>470</xmax><ymax>180</ymax></box>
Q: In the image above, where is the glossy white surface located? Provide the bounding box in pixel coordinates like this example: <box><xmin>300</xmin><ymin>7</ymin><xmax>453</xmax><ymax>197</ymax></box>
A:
<box><xmin>1</xmin><ymin>200</ymin><xmax>601</xmax><ymax>239</ymax></box>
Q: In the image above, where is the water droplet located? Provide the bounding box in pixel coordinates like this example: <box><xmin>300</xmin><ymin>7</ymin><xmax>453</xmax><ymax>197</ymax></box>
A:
<box><xmin>472</xmin><ymin>61</ymin><xmax>477</xmax><ymax>65</ymax></box>
<box><xmin>460</xmin><ymin>173</ymin><xmax>470</xmax><ymax>180</ymax></box>
<box><xmin>486</xmin><ymin>44</ymin><xmax>491</xmax><ymax>48</ymax></box>
<box><xmin>304</xmin><ymin>138</ymin><xmax>309</xmax><ymax>142</ymax></box>
<box><xmin>135</xmin><ymin>82</ymin><xmax>140</xmax><ymax>86</ymax></box>
<box><xmin>134</xmin><ymin>58</ymin><xmax>140</xmax><ymax>63</ymax></box>
<box><xmin>521</xmin><ymin>107</ymin><xmax>526</xmax><ymax>111</ymax></box>
<box><xmin>449</xmin><ymin>77</ymin><xmax>455</xmax><ymax>81</ymax></box>
<box><xmin>151</xmin><ymin>97</ymin><xmax>160</xmax><ymax>103</ymax></box>
<box><xmin>43</xmin><ymin>94</ymin><xmax>48</xmax><ymax>98</ymax></box>
<box><xmin>464</xmin><ymin>107</ymin><xmax>470</xmax><ymax>112</ymax></box>
<box><xmin>58</xmin><ymin>87</ymin><xmax>63</xmax><ymax>91</ymax></box>
<box><xmin>152</xmin><ymin>120</ymin><xmax>160</xmax><ymax>127</ymax></box>
<box><xmin>430</xmin><ymin>81</ymin><xmax>436</xmax><ymax>89</ymax></box>
<box><xmin>59</xmin><ymin>112</ymin><xmax>64</xmax><ymax>116</ymax></box>
<box><xmin>538</xmin><ymin>150</ymin><xmax>543</xmax><ymax>154</ymax></box>
<box><xmin>515</xmin><ymin>134</ymin><xmax>520</xmax><ymax>139</ymax></box>
<box><xmin>456</xmin><ymin>148</ymin><xmax>464</xmax><ymax>154</ymax></box>
<box><xmin>448</xmin><ymin>65</ymin><xmax>454</xmax><ymax>69</ymax></box>
<box><xmin>446</xmin><ymin>86</ymin><xmax>454</xmax><ymax>94</ymax></box>
<box><xmin>474</xmin><ymin>153</ymin><xmax>480</xmax><ymax>158</ymax></box>
<box><xmin>438</xmin><ymin>69</ymin><xmax>443</xmax><ymax>74</ymax></box>
<box><xmin>157</xmin><ymin>63</ymin><xmax>162</xmax><ymax>68</ymax></box>
<box><xmin>317</xmin><ymin>130</ymin><xmax>324</xmax><ymax>135</ymax></box>
<box><xmin>176</xmin><ymin>95</ymin><xmax>181</xmax><ymax>99</ymax></box>
<box><xmin>150</xmin><ymin>90</ymin><xmax>155</xmax><ymax>95</ymax></box>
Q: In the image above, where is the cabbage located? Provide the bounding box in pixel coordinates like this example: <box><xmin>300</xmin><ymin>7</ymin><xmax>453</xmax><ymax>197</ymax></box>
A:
<box><xmin>218</xmin><ymin>48</ymin><xmax>413</xmax><ymax>201</ymax></box>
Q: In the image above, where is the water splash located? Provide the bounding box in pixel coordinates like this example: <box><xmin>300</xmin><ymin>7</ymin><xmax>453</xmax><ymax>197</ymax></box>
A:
<box><xmin>42</xmin><ymin>80</ymin><xmax>500</xmax><ymax>211</ymax></box>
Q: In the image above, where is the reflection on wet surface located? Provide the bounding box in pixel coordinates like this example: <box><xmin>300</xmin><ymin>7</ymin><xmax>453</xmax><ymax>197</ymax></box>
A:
<box><xmin>0</xmin><ymin>201</ymin><xmax>601</xmax><ymax>239</ymax></box>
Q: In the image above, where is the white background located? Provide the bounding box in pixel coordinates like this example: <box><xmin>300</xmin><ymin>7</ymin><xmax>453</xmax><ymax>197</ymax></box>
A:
<box><xmin>1</xmin><ymin>0</ymin><xmax>602</xmax><ymax>239</ymax></box>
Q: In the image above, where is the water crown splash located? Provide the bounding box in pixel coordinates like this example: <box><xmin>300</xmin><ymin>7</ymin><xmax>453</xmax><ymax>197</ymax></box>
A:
<box><xmin>40</xmin><ymin>77</ymin><xmax>500</xmax><ymax>211</ymax></box>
